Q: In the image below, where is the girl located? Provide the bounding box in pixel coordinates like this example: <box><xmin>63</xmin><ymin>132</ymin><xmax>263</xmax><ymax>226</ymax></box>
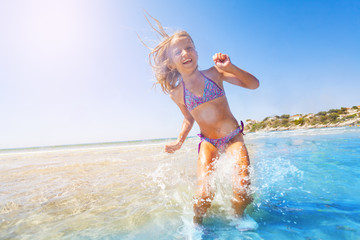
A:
<box><xmin>146</xmin><ymin>16</ymin><xmax>259</xmax><ymax>225</ymax></box>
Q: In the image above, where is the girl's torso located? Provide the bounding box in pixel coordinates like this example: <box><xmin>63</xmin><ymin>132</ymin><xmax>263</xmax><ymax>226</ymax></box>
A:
<box><xmin>179</xmin><ymin>69</ymin><xmax>239</xmax><ymax>139</ymax></box>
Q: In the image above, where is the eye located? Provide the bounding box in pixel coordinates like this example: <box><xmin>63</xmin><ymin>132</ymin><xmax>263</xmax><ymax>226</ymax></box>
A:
<box><xmin>175</xmin><ymin>51</ymin><xmax>181</xmax><ymax>56</ymax></box>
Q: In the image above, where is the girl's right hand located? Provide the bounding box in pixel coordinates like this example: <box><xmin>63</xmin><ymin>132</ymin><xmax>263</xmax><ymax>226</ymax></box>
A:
<box><xmin>213</xmin><ymin>52</ymin><xmax>232</xmax><ymax>71</ymax></box>
<box><xmin>165</xmin><ymin>141</ymin><xmax>182</xmax><ymax>153</ymax></box>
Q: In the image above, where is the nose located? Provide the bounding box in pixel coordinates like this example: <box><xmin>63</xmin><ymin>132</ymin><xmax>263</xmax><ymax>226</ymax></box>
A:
<box><xmin>182</xmin><ymin>49</ymin><xmax>189</xmax><ymax>57</ymax></box>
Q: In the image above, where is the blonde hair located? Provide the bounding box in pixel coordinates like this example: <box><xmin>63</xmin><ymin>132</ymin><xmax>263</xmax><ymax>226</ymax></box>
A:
<box><xmin>149</xmin><ymin>31</ymin><xmax>194</xmax><ymax>94</ymax></box>
<box><xmin>139</xmin><ymin>11</ymin><xmax>195</xmax><ymax>94</ymax></box>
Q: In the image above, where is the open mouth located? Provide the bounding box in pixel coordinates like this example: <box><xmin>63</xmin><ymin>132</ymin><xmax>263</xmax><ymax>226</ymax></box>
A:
<box><xmin>183</xmin><ymin>59</ymin><xmax>192</xmax><ymax>64</ymax></box>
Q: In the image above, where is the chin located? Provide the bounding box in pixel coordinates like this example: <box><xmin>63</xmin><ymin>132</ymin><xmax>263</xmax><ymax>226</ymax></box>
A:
<box><xmin>184</xmin><ymin>62</ymin><xmax>198</xmax><ymax>70</ymax></box>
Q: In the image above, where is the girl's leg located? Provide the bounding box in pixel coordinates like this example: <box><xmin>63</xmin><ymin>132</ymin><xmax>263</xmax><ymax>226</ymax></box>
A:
<box><xmin>225</xmin><ymin>134</ymin><xmax>252</xmax><ymax>217</ymax></box>
<box><xmin>193</xmin><ymin>141</ymin><xmax>219</xmax><ymax>224</ymax></box>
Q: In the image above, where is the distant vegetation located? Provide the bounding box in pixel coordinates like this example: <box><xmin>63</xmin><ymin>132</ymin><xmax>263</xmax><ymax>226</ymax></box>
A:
<box><xmin>245</xmin><ymin>106</ymin><xmax>360</xmax><ymax>132</ymax></box>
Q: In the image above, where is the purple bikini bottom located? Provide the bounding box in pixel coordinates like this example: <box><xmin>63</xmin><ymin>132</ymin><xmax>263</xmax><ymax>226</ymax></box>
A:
<box><xmin>198</xmin><ymin>121</ymin><xmax>245</xmax><ymax>153</ymax></box>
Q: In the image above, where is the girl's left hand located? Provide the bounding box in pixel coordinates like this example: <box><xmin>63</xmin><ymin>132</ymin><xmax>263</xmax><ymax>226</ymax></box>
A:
<box><xmin>164</xmin><ymin>141</ymin><xmax>181</xmax><ymax>153</ymax></box>
<box><xmin>213</xmin><ymin>53</ymin><xmax>232</xmax><ymax>71</ymax></box>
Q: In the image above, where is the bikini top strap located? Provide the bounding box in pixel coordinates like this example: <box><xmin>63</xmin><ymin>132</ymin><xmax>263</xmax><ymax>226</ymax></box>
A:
<box><xmin>199</xmin><ymin>71</ymin><xmax>206</xmax><ymax>79</ymax></box>
<box><xmin>199</xmin><ymin>71</ymin><xmax>225</xmax><ymax>93</ymax></box>
<box><xmin>182</xmin><ymin>80</ymin><xmax>188</xmax><ymax>109</ymax></box>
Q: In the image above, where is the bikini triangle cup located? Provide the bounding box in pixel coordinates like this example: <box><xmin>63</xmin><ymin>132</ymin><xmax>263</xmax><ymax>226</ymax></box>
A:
<box><xmin>182</xmin><ymin>72</ymin><xmax>225</xmax><ymax>112</ymax></box>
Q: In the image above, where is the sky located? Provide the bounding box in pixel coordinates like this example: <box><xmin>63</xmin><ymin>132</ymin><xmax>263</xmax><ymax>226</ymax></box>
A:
<box><xmin>0</xmin><ymin>0</ymin><xmax>359</xmax><ymax>149</ymax></box>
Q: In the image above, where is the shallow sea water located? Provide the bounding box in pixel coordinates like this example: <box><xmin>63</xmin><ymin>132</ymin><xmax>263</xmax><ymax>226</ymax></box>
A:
<box><xmin>1</xmin><ymin>127</ymin><xmax>360</xmax><ymax>239</ymax></box>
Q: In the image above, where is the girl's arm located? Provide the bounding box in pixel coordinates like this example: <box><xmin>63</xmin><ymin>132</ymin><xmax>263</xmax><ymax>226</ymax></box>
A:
<box><xmin>165</xmin><ymin>92</ymin><xmax>195</xmax><ymax>153</ymax></box>
<box><xmin>213</xmin><ymin>53</ymin><xmax>259</xmax><ymax>89</ymax></box>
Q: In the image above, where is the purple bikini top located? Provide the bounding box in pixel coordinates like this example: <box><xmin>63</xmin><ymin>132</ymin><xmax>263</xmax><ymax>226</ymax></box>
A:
<box><xmin>182</xmin><ymin>72</ymin><xmax>225</xmax><ymax>112</ymax></box>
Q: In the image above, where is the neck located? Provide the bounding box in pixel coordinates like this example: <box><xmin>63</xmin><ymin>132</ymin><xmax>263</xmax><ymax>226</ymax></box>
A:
<box><xmin>181</xmin><ymin>68</ymin><xmax>202</xmax><ymax>83</ymax></box>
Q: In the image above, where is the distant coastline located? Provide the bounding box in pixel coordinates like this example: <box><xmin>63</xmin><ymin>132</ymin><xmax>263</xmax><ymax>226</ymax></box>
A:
<box><xmin>244</xmin><ymin>105</ymin><xmax>360</xmax><ymax>133</ymax></box>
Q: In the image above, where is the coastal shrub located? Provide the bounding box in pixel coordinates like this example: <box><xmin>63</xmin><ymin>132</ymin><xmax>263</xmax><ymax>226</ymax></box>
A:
<box><xmin>281</xmin><ymin>119</ymin><xmax>290</xmax><ymax>127</ymax></box>
<box><xmin>310</xmin><ymin>118</ymin><xmax>318</xmax><ymax>125</ymax></box>
<box><xmin>281</xmin><ymin>114</ymin><xmax>290</xmax><ymax>119</ymax></box>
<box><xmin>316</xmin><ymin>111</ymin><xmax>327</xmax><ymax>116</ymax></box>
<box><xmin>344</xmin><ymin>114</ymin><xmax>357</xmax><ymax>119</ymax></box>
<box><xmin>352</xmin><ymin>106</ymin><xmax>358</xmax><ymax>110</ymax></box>
<box><xmin>265</xmin><ymin>120</ymin><xmax>270</xmax><ymax>125</ymax></box>
<box><xmin>328</xmin><ymin>109</ymin><xmax>341</xmax><ymax>114</ymax></box>
<box><xmin>319</xmin><ymin>115</ymin><xmax>328</xmax><ymax>124</ymax></box>
<box><xmin>250</xmin><ymin>122</ymin><xmax>265</xmax><ymax>132</ymax></box>
<box><xmin>294</xmin><ymin>118</ymin><xmax>305</xmax><ymax>125</ymax></box>
<box><xmin>272</xmin><ymin>120</ymin><xmax>281</xmax><ymax>128</ymax></box>
<box><xmin>340</xmin><ymin>107</ymin><xmax>348</xmax><ymax>114</ymax></box>
<box><xmin>328</xmin><ymin>113</ymin><xmax>339</xmax><ymax>122</ymax></box>
<box><xmin>262</xmin><ymin>117</ymin><xmax>270</xmax><ymax>122</ymax></box>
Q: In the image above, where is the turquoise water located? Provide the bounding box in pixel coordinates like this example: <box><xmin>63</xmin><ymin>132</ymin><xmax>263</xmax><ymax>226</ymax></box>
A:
<box><xmin>242</xmin><ymin>127</ymin><xmax>360</xmax><ymax>240</ymax></box>
<box><xmin>1</xmin><ymin>127</ymin><xmax>359</xmax><ymax>239</ymax></box>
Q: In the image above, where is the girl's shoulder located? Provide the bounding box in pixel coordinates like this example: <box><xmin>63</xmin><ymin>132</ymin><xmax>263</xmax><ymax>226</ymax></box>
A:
<box><xmin>169</xmin><ymin>81</ymin><xmax>183</xmax><ymax>104</ymax></box>
<box><xmin>201</xmin><ymin>67</ymin><xmax>223</xmax><ymax>85</ymax></box>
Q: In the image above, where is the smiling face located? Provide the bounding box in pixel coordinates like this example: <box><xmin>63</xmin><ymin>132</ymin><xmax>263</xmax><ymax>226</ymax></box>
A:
<box><xmin>169</xmin><ymin>35</ymin><xmax>198</xmax><ymax>75</ymax></box>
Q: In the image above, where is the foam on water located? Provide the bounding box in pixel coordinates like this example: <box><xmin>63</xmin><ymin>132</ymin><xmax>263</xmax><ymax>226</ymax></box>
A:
<box><xmin>1</xmin><ymin>127</ymin><xmax>360</xmax><ymax>239</ymax></box>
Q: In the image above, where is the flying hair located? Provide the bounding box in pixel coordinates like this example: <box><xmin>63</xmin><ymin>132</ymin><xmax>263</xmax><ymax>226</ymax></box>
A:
<box><xmin>138</xmin><ymin>10</ymin><xmax>195</xmax><ymax>94</ymax></box>
<box><xmin>143</xmin><ymin>10</ymin><xmax>169</xmax><ymax>39</ymax></box>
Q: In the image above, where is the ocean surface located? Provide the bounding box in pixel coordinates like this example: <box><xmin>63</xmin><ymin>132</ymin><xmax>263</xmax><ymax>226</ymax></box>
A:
<box><xmin>1</xmin><ymin>127</ymin><xmax>360</xmax><ymax>240</ymax></box>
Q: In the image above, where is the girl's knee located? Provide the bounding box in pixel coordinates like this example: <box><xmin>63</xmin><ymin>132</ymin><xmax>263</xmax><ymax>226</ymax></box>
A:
<box><xmin>233</xmin><ymin>176</ymin><xmax>251</xmax><ymax>188</ymax></box>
